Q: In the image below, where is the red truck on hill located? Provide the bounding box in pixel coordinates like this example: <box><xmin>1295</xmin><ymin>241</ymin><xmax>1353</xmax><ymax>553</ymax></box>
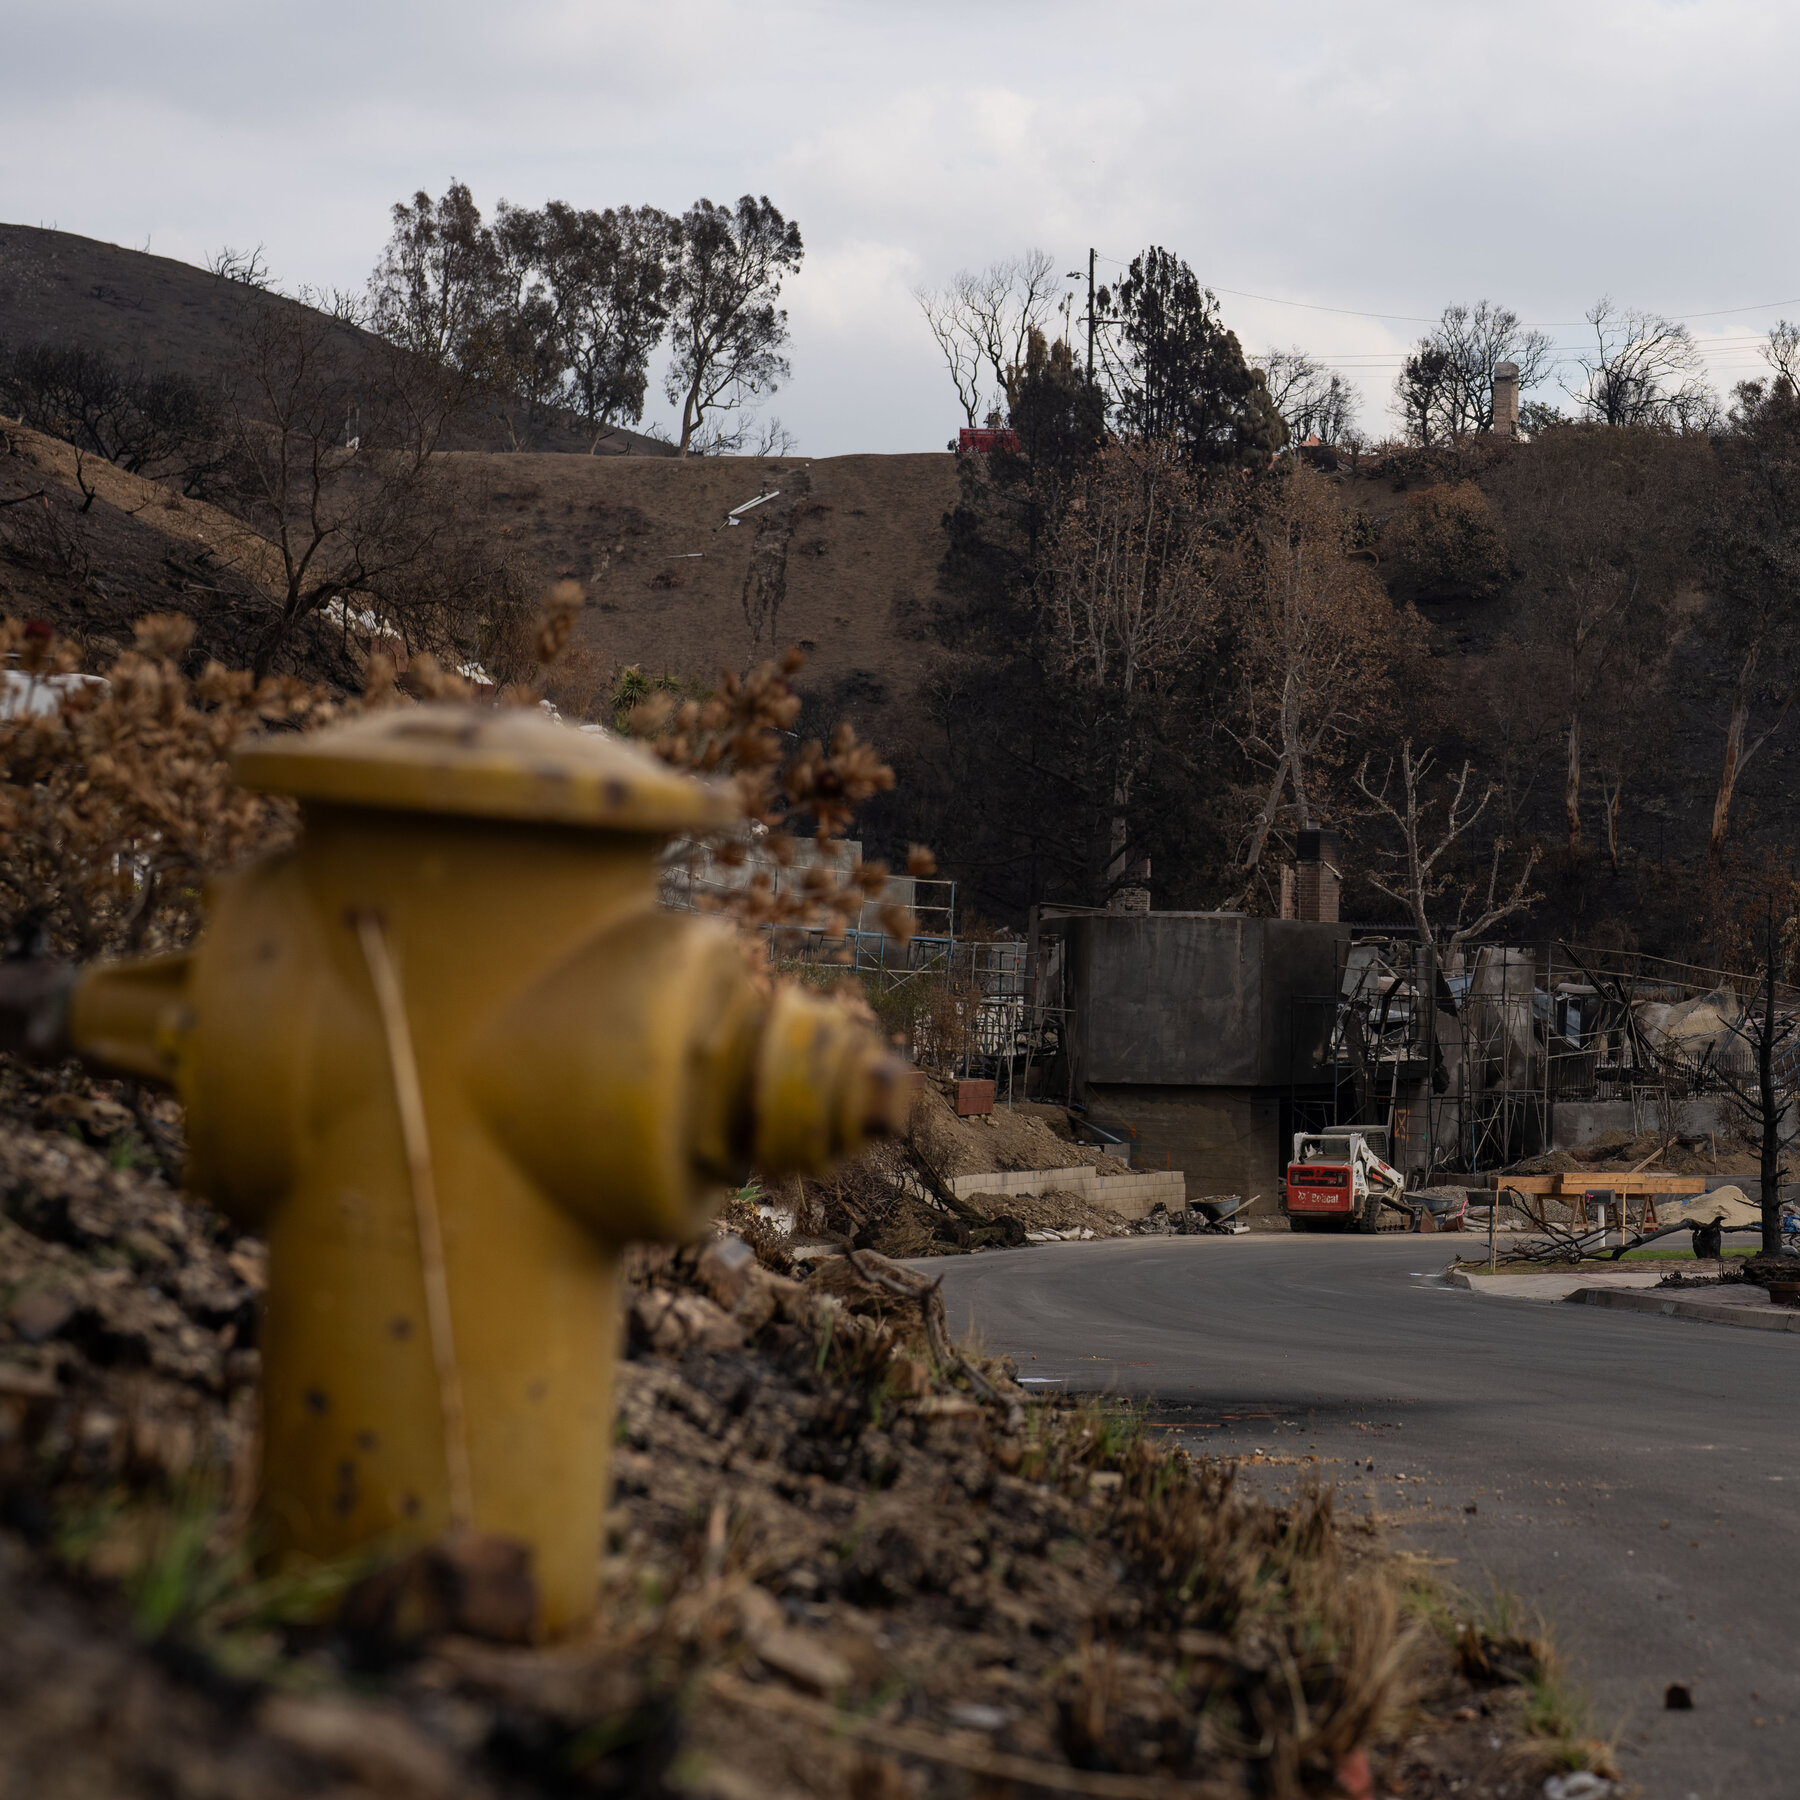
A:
<box><xmin>957</xmin><ymin>426</ymin><xmax>1021</xmax><ymax>455</ymax></box>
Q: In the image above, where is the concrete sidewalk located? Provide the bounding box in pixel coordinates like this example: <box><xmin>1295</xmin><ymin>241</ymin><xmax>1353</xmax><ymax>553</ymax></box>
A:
<box><xmin>1447</xmin><ymin>1262</ymin><xmax>1800</xmax><ymax>1332</ymax></box>
<box><xmin>1567</xmin><ymin>1283</ymin><xmax>1800</xmax><ymax>1332</ymax></box>
<box><xmin>1445</xmin><ymin>1264</ymin><xmax>1668</xmax><ymax>1303</ymax></box>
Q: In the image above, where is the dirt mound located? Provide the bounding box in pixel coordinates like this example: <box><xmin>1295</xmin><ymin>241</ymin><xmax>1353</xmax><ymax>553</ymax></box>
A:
<box><xmin>908</xmin><ymin>1084</ymin><xmax>1122</xmax><ymax>1184</ymax></box>
<box><xmin>1508</xmin><ymin>1127</ymin><xmax>1762</xmax><ymax>1179</ymax></box>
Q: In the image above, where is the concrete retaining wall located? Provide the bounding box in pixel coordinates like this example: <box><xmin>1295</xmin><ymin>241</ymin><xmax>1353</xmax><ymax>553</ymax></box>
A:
<box><xmin>948</xmin><ymin>1165</ymin><xmax>1188</xmax><ymax>1223</ymax></box>
<box><xmin>1550</xmin><ymin>1098</ymin><xmax>1736</xmax><ymax>1151</ymax></box>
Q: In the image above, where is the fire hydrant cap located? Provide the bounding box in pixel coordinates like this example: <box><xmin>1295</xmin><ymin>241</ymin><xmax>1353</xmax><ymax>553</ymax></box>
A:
<box><xmin>233</xmin><ymin>704</ymin><xmax>741</xmax><ymax>834</ymax></box>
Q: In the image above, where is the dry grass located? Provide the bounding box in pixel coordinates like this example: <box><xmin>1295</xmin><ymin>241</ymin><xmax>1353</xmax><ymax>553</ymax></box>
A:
<box><xmin>436</xmin><ymin>449</ymin><xmax>957</xmax><ymax>739</ymax></box>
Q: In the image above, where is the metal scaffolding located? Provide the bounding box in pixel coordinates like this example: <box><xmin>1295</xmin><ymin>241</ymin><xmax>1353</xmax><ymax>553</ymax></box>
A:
<box><xmin>1290</xmin><ymin>935</ymin><xmax>1796</xmax><ymax>1181</ymax></box>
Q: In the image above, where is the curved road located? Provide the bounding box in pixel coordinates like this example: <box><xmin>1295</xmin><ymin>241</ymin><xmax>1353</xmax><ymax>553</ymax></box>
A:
<box><xmin>930</xmin><ymin>1235</ymin><xmax>1800</xmax><ymax>1800</ymax></box>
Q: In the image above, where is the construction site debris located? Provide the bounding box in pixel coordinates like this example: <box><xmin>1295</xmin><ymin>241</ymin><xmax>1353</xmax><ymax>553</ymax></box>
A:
<box><xmin>1509</xmin><ymin>1128</ymin><xmax>1763</xmax><ymax>1179</ymax></box>
<box><xmin>1132</xmin><ymin>1200</ymin><xmax>1249</xmax><ymax>1236</ymax></box>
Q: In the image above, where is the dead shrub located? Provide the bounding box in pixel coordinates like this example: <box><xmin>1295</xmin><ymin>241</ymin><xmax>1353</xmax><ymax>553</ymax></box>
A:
<box><xmin>1386</xmin><ymin>481</ymin><xmax>1510</xmax><ymax>600</ymax></box>
<box><xmin>0</xmin><ymin>614</ymin><xmax>334</xmax><ymax>958</ymax></box>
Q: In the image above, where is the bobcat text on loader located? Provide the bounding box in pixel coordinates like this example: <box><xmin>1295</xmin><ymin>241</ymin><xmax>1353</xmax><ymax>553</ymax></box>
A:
<box><xmin>1282</xmin><ymin>1129</ymin><xmax>1410</xmax><ymax>1234</ymax></box>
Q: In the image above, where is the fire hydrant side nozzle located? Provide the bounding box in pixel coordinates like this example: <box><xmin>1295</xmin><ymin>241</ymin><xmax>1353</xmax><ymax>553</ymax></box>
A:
<box><xmin>15</xmin><ymin>704</ymin><xmax>908</xmax><ymax>1636</ymax></box>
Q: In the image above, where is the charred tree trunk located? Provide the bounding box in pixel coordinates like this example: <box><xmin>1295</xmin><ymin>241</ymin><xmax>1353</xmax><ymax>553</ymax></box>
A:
<box><xmin>1760</xmin><ymin>913</ymin><xmax>1784</xmax><ymax>1256</ymax></box>
<box><xmin>1564</xmin><ymin>709</ymin><xmax>1583</xmax><ymax>852</ymax></box>
<box><xmin>1711</xmin><ymin>686</ymin><xmax>1750</xmax><ymax>860</ymax></box>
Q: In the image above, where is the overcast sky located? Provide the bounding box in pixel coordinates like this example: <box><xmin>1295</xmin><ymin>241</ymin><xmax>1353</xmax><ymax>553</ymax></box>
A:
<box><xmin>4</xmin><ymin>1</ymin><xmax>1796</xmax><ymax>456</ymax></box>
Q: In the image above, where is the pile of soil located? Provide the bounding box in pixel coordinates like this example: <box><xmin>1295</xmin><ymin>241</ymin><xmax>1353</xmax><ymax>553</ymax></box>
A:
<box><xmin>792</xmin><ymin>1180</ymin><xmax>1129</xmax><ymax>1261</ymax></box>
<box><xmin>1657</xmin><ymin>1251</ymin><xmax>1800</xmax><ymax>1292</ymax></box>
<box><xmin>1508</xmin><ymin>1127</ymin><xmax>1761</xmax><ymax>1179</ymax></box>
<box><xmin>907</xmin><ymin>1085</ymin><xmax>1125</xmax><ymax>1185</ymax></box>
<box><xmin>0</xmin><ymin>1058</ymin><xmax>1599</xmax><ymax>1798</ymax></box>
<box><xmin>784</xmin><ymin>1091</ymin><xmax>1134</xmax><ymax>1262</ymax></box>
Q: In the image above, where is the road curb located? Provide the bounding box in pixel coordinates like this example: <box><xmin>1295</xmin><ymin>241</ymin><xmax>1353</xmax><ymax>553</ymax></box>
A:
<box><xmin>1565</xmin><ymin>1286</ymin><xmax>1800</xmax><ymax>1332</ymax></box>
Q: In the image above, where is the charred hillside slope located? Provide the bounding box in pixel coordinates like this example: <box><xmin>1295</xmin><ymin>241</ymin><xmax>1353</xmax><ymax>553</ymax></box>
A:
<box><xmin>0</xmin><ymin>225</ymin><xmax>670</xmax><ymax>458</ymax></box>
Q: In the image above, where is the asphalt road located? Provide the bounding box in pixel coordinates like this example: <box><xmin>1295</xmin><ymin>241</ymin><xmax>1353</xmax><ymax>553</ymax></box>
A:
<box><xmin>928</xmin><ymin>1235</ymin><xmax>1800</xmax><ymax>1800</ymax></box>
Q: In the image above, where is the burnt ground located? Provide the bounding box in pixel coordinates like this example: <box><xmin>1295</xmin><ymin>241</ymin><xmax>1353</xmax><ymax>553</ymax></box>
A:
<box><xmin>7</xmin><ymin>218</ymin><xmax>1788</xmax><ymax>945</ymax></box>
<box><xmin>0</xmin><ymin>421</ymin><xmax>357</xmax><ymax>682</ymax></box>
<box><xmin>436</xmin><ymin>446</ymin><xmax>958</xmax><ymax>754</ymax></box>
<box><xmin>0</xmin><ymin>1052</ymin><xmax>1598</xmax><ymax>1800</ymax></box>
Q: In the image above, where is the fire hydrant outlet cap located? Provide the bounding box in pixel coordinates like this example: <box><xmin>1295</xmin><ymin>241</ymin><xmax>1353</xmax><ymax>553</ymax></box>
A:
<box><xmin>233</xmin><ymin>704</ymin><xmax>740</xmax><ymax>834</ymax></box>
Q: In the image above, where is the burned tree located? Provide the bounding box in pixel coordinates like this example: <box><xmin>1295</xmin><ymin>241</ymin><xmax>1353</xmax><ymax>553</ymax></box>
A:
<box><xmin>1572</xmin><ymin>297</ymin><xmax>1716</xmax><ymax>430</ymax></box>
<box><xmin>1353</xmin><ymin>741</ymin><xmax>1539</xmax><ymax>951</ymax></box>
<box><xmin>1256</xmin><ymin>348</ymin><xmax>1358</xmax><ymax>446</ymax></box>
<box><xmin>0</xmin><ymin>341</ymin><xmax>222</xmax><ymax>494</ymax></box>
<box><xmin>1486</xmin><ymin>425</ymin><xmax>1696</xmax><ymax>853</ymax></box>
<box><xmin>217</xmin><ymin>291</ymin><xmax>457</xmax><ymax>678</ymax></box>
<box><xmin>1222</xmin><ymin>463</ymin><xmax>1397</xmax><ymax>905</ymax></box>
<box><xmin>1698</xmin><ymin>380</ymin><xmax>1800</xmax><ymax>858</ymax></box>
<box><xmin>1711</xmin><ymin>905</ymin><xmax>1799</xmax><ymax>1256</ymax></box>
<box><xmin>915</xmin><ymin>250</ymin><xmax>1061</xmax><ymax>431</ymax></box>
<box><xmin>1036</xmin><ymin>437</ymin><xmax>1216</xmax><ymax>902</ymax></box>
<box><xmin>1392</xmin><ymin>301</ymin><xmax>1554</xmax><ymax>442</ymax></box>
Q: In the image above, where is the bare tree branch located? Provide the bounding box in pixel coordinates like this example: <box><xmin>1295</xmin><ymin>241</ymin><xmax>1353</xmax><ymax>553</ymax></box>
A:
<box><xmin>1354</xmin><ymin>740</ymin><xmax>1539</xmax><ymax>948</ymax></box>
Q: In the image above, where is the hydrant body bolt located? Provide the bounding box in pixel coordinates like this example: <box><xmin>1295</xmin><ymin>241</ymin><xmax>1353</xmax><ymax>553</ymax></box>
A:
<box><xmin>54</xmin><ymin>705</ymin><xmax>906</xmax><ymax>1636</ymax></box>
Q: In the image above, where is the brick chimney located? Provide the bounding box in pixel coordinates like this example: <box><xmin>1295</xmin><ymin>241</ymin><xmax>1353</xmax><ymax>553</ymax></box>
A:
<box><xmin>1294</xmin><ymin>825</ymin><xmax>1341</xmax><ymax>924</ymax></box>
<box><xmin>1492</xmin><ymin>361</ymin><xmax>1521</xmax><ymax>438</ymax></box>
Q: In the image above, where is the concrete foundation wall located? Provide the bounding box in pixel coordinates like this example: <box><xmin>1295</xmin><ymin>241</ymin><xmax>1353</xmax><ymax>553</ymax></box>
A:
<box><xmin>947</xmin><ymin>1164</ymin><xmax>1187</xmax><ymax>1222</ymax></box>
<box><xmin>1066</xmin><ymin>914</ymin><xmax>1346</xmax><ymax>1088</ymax></box>
<box><xmin>1086</xmin><ymin>1084</ymin><xmax>1284</xmax><ymax>1217</ymax></box>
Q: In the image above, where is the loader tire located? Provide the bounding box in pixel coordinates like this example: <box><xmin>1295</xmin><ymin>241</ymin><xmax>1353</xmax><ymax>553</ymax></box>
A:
<box><xmin>1353</xmin><ymin>1189</ymin><xmax>1384</xmax><ymax>1235</ymax></box>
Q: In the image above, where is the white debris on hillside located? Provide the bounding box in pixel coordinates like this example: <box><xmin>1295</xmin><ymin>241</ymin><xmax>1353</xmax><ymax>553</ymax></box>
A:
<box><xmin>0</xmin><ymin>670</ymin><xmax>106</xmax><ymax>721</ymax></box>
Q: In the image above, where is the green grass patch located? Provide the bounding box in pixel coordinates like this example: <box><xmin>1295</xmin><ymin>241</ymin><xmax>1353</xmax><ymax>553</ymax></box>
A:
<box><xmin>1617</xmin><ymin>1244</ymin><xmax>1757</xmax><ymax>1261</ymax></box>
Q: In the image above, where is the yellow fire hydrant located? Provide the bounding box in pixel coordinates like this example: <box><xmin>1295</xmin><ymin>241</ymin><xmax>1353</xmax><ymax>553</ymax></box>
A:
<box><xmin>18</xmin><ymin>704</ymin><xmax>904</xmax><ymax>1634</ymax></box>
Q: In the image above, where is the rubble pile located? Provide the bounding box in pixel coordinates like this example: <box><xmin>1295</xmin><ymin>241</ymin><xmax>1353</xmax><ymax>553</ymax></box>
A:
<box><xmin>1657</xmin><ymin>1251</ymin><xmax>1797</xmax><ymax>1292</ymax></box>
<box><xmin>780</xmin><ymin>1086</ymin><xmax>1142</xmax><ymax>1261</ymax></box>
<box><xmin>1509</xmin><ymin>1126</ymin><xmax>1764</xmax><ymax>1179</ymax></box>
<box><xmin>905</xmin><ymin>1085</ymin><xmax>1128</xmax><ymax>1185</ymax></box>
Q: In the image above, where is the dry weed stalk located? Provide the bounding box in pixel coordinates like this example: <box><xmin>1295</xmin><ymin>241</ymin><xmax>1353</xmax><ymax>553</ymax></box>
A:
<box><xmin>1045</xmin><ymin>1420</ymin><xmax>1410</xmax><ymax>1792</ymax></box>
<box><xmin>0</xmin><ymin>614</ymin><xmax>334</xmax><ymax>958</ymax></box>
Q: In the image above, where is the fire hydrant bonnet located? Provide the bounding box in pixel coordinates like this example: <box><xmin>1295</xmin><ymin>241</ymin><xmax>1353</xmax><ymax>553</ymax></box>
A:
<box><xmin>232</xmin><ymin>702</ymin><xmax>741</xmax><ymax>834</ymax></box>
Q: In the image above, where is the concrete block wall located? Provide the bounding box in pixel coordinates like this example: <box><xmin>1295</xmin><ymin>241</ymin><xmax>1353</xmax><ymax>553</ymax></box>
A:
<box><xmin>947</xmin><ymin>1165</ymin><xmax>1188</xmax><ymax>1223</ymax></box>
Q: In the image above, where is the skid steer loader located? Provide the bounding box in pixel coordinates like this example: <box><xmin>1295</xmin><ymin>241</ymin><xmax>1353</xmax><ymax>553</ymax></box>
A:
<box><xmin>1282</xmin><ymin>1129</ymin><xmax>1410</xmax><ymax>1234</ymax></box>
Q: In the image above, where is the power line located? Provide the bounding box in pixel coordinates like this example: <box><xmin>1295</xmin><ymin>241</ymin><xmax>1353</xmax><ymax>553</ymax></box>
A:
<box><xmin>1083</xmin><ymin>251</ymin><xmax>1800</xmax><ymax>333</ymax></box>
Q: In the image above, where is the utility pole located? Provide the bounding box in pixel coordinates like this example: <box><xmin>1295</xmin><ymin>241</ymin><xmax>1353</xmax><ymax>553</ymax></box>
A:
<box><xmin>1086</xmin><ymin>247</ymin><xmax>1096</xmax><ymax>380</ymax></box>
<box><xmin>1068</xmin><ymin>249</ymin><xmax>1097</xmax><ymax>381</ymax></box>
